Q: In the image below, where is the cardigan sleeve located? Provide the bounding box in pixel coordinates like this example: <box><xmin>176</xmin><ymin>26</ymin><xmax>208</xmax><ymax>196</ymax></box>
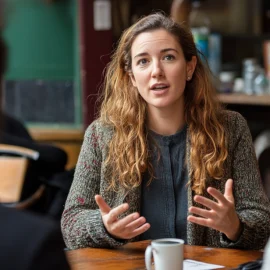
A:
<box><xmin>220</xmin><ymin>113</ymin><xmax>270</xmax><ymax>250</ymax></box>
<box><xmin>61</xmin><ymin>121</ymin><xmax>127</xmax><ymax>249</ymax></box>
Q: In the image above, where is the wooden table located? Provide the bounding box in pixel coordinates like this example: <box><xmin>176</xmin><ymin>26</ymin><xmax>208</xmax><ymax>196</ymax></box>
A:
<box><xmin>66</xmin><ymin>240</ymin><xmax>263</xmax><ymax>270</ymax></box>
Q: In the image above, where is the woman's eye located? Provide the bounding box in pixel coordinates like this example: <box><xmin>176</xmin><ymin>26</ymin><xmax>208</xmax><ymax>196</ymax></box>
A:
<box><xmin>164</xmin><ymin>54</ymin><xmax>175</xmax><ymax>61</ymax></box>
<box><xmin>138</xmin><ymin>58</ymin><xmax>148</xmax><ymax>65</ymax></box>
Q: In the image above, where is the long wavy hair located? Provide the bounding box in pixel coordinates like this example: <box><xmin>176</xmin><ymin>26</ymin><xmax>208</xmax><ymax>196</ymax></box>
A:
<box><xmin>99</xmin><ymin>13</ymin><xmax>227</xmax><ymax>194</ymax></box>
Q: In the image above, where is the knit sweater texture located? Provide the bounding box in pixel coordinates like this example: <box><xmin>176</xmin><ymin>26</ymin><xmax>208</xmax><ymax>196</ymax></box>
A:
<box><xmin>61</xmin><ymin>110</ymin><xmax>270</xmax><ymax>250</ymax></box>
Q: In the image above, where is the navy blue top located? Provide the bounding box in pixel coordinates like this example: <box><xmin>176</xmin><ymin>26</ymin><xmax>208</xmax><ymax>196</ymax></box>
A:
<box><xmin>140</xmin><ymin>125</ymin><xmax>188</xmax><ymax>242</ymax></box>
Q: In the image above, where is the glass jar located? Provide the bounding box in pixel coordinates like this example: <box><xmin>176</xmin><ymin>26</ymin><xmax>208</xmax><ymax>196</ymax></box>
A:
<box><xmin>254</xmin><ymin>68</ymin><xmax>270</xmax><ymax>95</ymax></box>
<box><xmin>219</xmin><ymin>71</ymin><xmax>235</xmax><ymax>93</ymax></box>
<box><xmin>242</xmin><ymin>58</ymin><xmax>259</xmax><ymax>95</ymax></box>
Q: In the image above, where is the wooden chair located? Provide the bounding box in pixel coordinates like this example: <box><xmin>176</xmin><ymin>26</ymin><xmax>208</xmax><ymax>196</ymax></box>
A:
<box><xmin>0</xmin><ymin>144</ymin><xmax>46</xmax><ymax>209</ymax></box>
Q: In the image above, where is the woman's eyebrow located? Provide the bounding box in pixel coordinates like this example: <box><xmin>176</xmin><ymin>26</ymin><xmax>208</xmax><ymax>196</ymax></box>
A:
<box><xmin>160</xmin><ymin>48</ymin><xmax>179</xmax><ymax>54</ymax></box>
<box><xmin>134</xmin><ymin>48</ymin><xmax>179</xmax><ymax>59</ymax></box>
<box><xmin>134</xmin><ymin>52</ymin><xmax>149</xmax><ymax>59</ymax></box>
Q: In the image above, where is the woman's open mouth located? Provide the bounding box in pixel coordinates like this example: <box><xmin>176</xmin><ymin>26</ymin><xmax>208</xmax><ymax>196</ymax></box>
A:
<box><xmin>150</xmin><ymin>84</ymin><xmax>169</xmax><ymax>91</ymax></box>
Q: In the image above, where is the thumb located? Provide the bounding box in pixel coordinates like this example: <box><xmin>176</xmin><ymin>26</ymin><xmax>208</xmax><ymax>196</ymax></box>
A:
<box><xmin>224</xmin><ymin>179</ymin><xmax>234</xmax><ymax>203</ymax></box>
<box><xmin>95</xmin><ymin>195</ymin><xmax>111</xmax><ymax>215</ymax></box>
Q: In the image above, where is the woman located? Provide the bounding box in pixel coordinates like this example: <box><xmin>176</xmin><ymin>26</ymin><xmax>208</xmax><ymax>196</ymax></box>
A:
<box><xmin>61</xmin><ymin>13</ymin><xmax>270</xmax><ymax>250</ymax></box>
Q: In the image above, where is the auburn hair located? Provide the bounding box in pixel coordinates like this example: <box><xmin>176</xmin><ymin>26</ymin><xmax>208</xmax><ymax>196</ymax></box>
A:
<box><xmin>99</xmin><ymin>13</ymin><xmax>227</xmax><ymax>194</ymax></box>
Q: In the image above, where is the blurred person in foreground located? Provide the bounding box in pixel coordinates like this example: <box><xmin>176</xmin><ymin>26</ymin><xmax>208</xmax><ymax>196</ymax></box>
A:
<box><xmin>62</xmin><ymin>13</ymin><xmax>270</xmax><ymax>250</ymax></box>
<box><xmin>0</xmin><ymin>0</ymin><xmax>75</xmax><ymax>220</ymax></box>
<box><xmin>0</xmin><ymin>1</ymin><xmax>70</xmax><ymax>269</ymax></box>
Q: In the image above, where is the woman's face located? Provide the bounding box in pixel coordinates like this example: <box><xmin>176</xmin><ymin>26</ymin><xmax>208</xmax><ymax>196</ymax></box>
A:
<box><xmin>130</xmin><ymin>29</ymin><xmax>196</xmax><ymax>113</ymax></box>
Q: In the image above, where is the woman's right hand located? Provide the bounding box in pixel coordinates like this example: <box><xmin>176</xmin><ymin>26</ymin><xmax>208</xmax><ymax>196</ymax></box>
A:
<box><xmin>95</xmin><ymin>195</ymin><xmax>150</xmax><ymax>240</ymax></box>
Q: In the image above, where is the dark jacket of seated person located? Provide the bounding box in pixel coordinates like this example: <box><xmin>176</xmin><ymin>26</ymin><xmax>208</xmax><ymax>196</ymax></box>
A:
<box><xmin>0</xmin><ymin>113</ymin><xmax>74</xmax><ymax>212</ymax></box>
<box><xmin>0</xmin><ymin>205</ymin><xmax>70</xmax><ymax>270</ymax></box>
<box><xmin>0</xmin><ymin>112</ymin><xmax>68</xmax><ymax>176</ymax></box>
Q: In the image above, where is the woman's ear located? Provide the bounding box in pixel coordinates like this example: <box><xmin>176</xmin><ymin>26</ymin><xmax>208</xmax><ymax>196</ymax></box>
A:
<box><xmin>186</xmin><ymin>56</ymin><xmax>197</xmax><ymax>80</ymax></box>
<box><xmin>129</xmin><ymin>72</ymin><xmax>137</xmax><ymax>88</ymax></box>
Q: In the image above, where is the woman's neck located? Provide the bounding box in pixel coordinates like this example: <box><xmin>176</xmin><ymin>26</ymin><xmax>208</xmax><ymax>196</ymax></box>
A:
<box><xmin>147</xmin><ymin>105</ymin><xmax>185</xmax><ymax>136</ymax></box>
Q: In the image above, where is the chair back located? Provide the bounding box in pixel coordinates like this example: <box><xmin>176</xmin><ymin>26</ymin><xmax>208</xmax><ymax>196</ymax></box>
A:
<box><xmin>254</xmin><ymin>131</ymin><xmax>270</xmax><ymax>159</ymax></box>
<box><xmin>254</xmin><ymin>131</ymin><xmax>270</xmax><ymax>199</ymax></box>
<box><xmin>0</xmin><ymin>144</ymin><xmax>44</xmax><ymax>208</ymax></box>
<box><xmin>0</xmin><ymin>156</ymin><xmax>28</xmax><ymax>202</ymax></box>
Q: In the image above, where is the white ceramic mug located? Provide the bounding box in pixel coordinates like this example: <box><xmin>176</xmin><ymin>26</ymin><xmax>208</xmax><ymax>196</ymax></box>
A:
<box><xmin>145</xmin><ymin>238</ymin><xmax>184</xmax><ymax>270</ymax></box>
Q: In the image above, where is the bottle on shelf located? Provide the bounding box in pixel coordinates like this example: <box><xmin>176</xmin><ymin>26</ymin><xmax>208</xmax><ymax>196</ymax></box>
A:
<box><xmin>242</xmin><ymin>58</ymin><xmax>259</xmax><ymax>95</ymax></box>
<box><xmin>208</xmin><ymin>32</ymin><xmax>222</xmax><ymax>77</ymax></box>
<box><xmin>233</xmin><ymin>78</ymin><xmax>244</xmax><ymax>94</ymax></box>
<box><xmin>218</xmin><ymin>71</ymin><xmax>235</xmax><ymax>94</ymax></box>
<box><xmin>254</xmin><ymin>68</ymin><xmax>270</xmax><ymax>95</ymax></box>
<box><xmin>189</xmin><ymin>0</ymin><xmax>210</xmax><ymax>59</ymax></box>
<box><xmin>189</xmin><ymin>0</ymin><xmax>221</xmax><ymax>77</ymax></box>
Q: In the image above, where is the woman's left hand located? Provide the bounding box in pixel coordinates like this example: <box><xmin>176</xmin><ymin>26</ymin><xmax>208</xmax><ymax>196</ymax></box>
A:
<box><xmin>187</xmin><ymin>179</ymin><xmax>242</xmax><ymax>241</ymax></box>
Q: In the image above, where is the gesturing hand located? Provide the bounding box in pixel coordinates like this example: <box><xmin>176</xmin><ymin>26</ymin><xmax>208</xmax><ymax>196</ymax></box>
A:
<box><xmin>95</xmin><ymin>195</ymin><xmax>150</xmax><ymax>240</ymax></box>
<box><xmin>187</xmin><ymin>179</ymin><xmax>242</xmax><ymax>241</ymax></box>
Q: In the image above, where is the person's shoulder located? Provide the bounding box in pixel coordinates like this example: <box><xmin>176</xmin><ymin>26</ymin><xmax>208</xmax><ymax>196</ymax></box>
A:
<box><xmin>220</xmin><ymin>110</ymin><xmax>246</xmax><ymax>122</ymax></box>
<box><xmin>220</xmin><ymin>110</ymin><xmax>248</xmax><ymax>130</ymax></box>
<box><xmin>220</xmin><ymin>110</ymin><xmax>252</xmax><ymax>145</ymax></box>
<box><xmin>85</xmin><ymin>119</ymin><xmax>113</xmax><ymax>136</ymax></box>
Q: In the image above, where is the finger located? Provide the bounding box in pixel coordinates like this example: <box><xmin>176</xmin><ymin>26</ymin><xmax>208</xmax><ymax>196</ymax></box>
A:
<box><xmin>189</xmin><ymin>206</ymin><xmax>214</xmax><ymax>219</ymax></box>
<box><xmin>129</xmin><ymin>223</ymin><xmax>151</xmax><ymax>238</ymax></box>
<box><xmin>107</xmin><ymin>203</ymin><xmax>129</xmax><ymax>224</ymax></box>
<box><xmin>194</xmin><ymin>195</ymin><xmax>219</xmax><ymax>211</ymax></box>
<box><xmin>207</xmin><ymin>187</ymin><xmax>228</xmax><ymax>205</ymax></box>
<box><xmin>95</xmin><ymin>195</ymin><xmax>111</xmax><ymax>214</ymax></box>
<box><xmin>125</xmin><ymin>216</ymin><xmax>147</xmax><ymax>231</ymax></box>
<box><xmin>113</xmin><ymin>212</ymin><xmax>140</xmax><ymax>228</ymax></box>
<box><xmin>187</xmin><ymin>215</ymin><xmax>213</xmax><ymax>229</ymax></box>
<box><xmin>224</xmin><ymin>179</ymin><xmax>234</xmax><ymax>202</ymax></box>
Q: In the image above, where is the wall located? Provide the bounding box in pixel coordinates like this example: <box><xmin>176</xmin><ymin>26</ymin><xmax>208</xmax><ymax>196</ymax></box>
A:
<box><xmin>79</xmin><ymin>0</ymin><xmax>113</xmax><ymax>127</ymax></box>
<box><xmin>3</xmin><ymin>0</ymin><xmax>82</xmax><ymax>128</ymax></box>
<box><xmin>4</xmin><ymin>0</ymin><xmax>74</xmax><ymax>80</ymax></box>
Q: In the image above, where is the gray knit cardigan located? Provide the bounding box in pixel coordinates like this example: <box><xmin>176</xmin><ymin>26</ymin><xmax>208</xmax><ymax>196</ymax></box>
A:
<box><xmin>61</xmin><ymin>110</ymin><xmax>270</xmax><ymax>250</ymax></box>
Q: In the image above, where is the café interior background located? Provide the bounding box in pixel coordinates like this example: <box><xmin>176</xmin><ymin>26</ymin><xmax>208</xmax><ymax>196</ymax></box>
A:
<box><xmin>2</xmin><ymin>0</ymin><xmax>270</xmax><ymax>170</ymax></box>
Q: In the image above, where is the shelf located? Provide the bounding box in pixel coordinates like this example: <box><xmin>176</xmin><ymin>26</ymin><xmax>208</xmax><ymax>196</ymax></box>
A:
<box><xmin>222</xmin><ymin>33</ymin><xmax>270</xmax><ymax>40</ymax></box>
<box><xmin>217</xmin><ymin>93</ymin><xmax>270</xmax><ymax>106</ymax></box>
<box><xmin>29</xmin><ymin>128</ymin><xmax>84</xmax><ymax>170</ymax></box>
<box><xmin>29</xmin><ymin>128</ymin><xmax>84</xmax><ymax>142</ymax></box>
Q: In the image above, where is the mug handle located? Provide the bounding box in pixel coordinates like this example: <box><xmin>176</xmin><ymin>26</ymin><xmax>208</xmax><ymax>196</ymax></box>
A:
<box><xmin>145</xmin><ymin>245</ymin><xmax>153</xmax><ymax>270</ymax></box>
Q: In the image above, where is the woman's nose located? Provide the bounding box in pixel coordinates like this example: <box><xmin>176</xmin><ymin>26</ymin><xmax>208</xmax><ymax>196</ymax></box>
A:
<box><xmin>151</xmin><ymin>61</ymin><xmax>164</xmax><ymax>77</ymax></box>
